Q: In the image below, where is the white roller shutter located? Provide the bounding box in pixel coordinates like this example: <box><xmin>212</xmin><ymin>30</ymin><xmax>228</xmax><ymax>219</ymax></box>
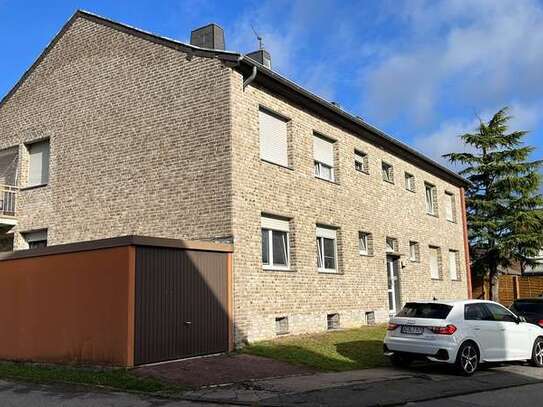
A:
<box><xmin>449</xmin><ymin>251</ymin><xmax>458</xmax><ymax>280</ymax></box>
<box><xmin>429</xmin><ymin>247</ymin><xmax>440</xmax><ymax>279</ymax></box>
<box><xmin>259</xmin><ymin>110</ymin><xmax>288</xmax><ymax>167</ymax></box>
<box><xmin>316</xmin><ymin>226</ymin><xmax>337</xmax><ymax>239</ymax></box>
<box><xmin>28</xmin><ymin>140</ymin><xmax>50</xmax><ymax>186</ymax></box>
<box><xmin>313</xmin><ymin>135</ymin><xmax>334</xmax><ymax>167</ymax></box>
<box><xmin>261</xmin><ymin>216</ymin><xmax>289</xmax><ymax>231</ymax></box>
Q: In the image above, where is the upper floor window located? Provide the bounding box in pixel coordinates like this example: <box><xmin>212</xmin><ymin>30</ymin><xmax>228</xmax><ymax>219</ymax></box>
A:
<box><xmin>316</xmin><ymin>226</ymin><xmax>338</xmax><ymax>273</ymax></box>
<box><xmin>23</xmin><ymin>229</ymin><xmax>48</xmax><ymax>249</ymax></box>
<box><xmin>445</xmin><ymin>192</ymin><xmax>456</xmax><ymax>222</ymax></box>
<box><xmin>429</xmin><ymin>245</ymin><xmax>442</xmax><ymax>280</ymax></box>
<box><xmin>386</xmin><ymin>237</ymin><xmax>399</xmax><ymax>253</ymax></box>
<box><xmin>313</xmin><ymin>134</ymin><xmax>335</xmax><ymax>182</ymax></box>
<box><xmin>409</xmin><ymin>241</ymin><xmax>420</xmax><ymax>262</ymax></box>
<box><xmin>359</xmin><ymin>231</ymin><xmax>373</xmax><ymax>256</ymax></box>
<box><xmin>259</xmin><ymin>108</ymin><xmax>288</xmax><ymax>167</ymax></box>
<box><xmin>382</xmin><ymin>162</ymin><xmax>394</xmax><ymax>183</ymax></box>
<box><xmin>405</xmin><ymin>172</ymin><xmax>415</xmax><ymax>192</ymax></box>
<box><xmin>261</xmin><ymin>215</ymin><xmax>290</xmax><ymax>270</ymax></box>
<box><xmin>354</xmin><ymin>150</ymin><xmax>369</xmax><ymax>174</ymax></box>
<box><xmin>27</xmin><ymin>140</ymin><xmax>50</xmax><ymax>187</ymax></box>
<box><xmin>425</xmin><ymin>182</ymin><xmax>438</xmax><ymax>215</ymax></box>
<box><xmin>449</xmin><ymin>250</ymin><xmax>460</xmax><ymax>280</ymax></box>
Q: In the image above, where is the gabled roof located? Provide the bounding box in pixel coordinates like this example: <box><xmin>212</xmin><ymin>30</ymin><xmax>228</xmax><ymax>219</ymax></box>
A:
<box><xmin>1</xmin><ymin>10</ymin><xmax>469</xmax><ymax>187</ymax></box>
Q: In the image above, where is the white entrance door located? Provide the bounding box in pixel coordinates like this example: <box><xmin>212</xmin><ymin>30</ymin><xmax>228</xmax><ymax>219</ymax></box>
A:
<box><xmin>387</xmin><ymin>256</ymin><xmax>400</xmax><ymax>316</ymax></box>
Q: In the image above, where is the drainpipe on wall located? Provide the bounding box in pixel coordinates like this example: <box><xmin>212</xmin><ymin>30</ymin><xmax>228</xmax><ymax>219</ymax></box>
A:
<box><xmin>243</xmin><ymin>65</ymin><xmax>257</xmax><ymax>91</ymax></box>
<box><xmin>460</xmin><ymin>187</ymin><xmax>473</xmax><ymax>299</ymax></box>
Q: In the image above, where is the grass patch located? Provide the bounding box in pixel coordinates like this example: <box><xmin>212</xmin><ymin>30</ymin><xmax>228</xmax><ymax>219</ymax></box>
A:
<box><xmin>0</xmin><ymin>361</ymin><xmax>184</xmax><ymax>395</ymax></box>
<box><xmin>243</xmin><ymin>325</ymin><xmax>389</xmax><ymax>372</ymax></box>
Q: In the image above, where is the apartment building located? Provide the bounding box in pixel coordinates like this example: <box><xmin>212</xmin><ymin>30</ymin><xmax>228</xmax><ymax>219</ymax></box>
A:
<box><xmin>0</xmin><ymin>11</ymin><xmax>470</xmax><ymax>345</ymax></box>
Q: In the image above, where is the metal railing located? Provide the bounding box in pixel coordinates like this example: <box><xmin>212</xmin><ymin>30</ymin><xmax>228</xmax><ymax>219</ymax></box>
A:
<box><xmin>0</xmin><ymin>185</ymin><xmax>17</xmax><ymax>218</ymax></box>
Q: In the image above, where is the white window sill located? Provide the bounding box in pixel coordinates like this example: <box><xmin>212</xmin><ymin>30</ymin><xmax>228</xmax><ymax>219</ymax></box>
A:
<box><xmin>20</xmin><ymin>183</ymin><xmax>48</xmax><ymax>191</ymax></box>
<box><xmin>314</xmin><ymin>175</ymin><xmax>338</xmax><ymax>184</ymax></box>
<box><xmin>359</xmin><ymin>251</ymin><xmax>372</xmax><ymax>257</ymax></box>
<box><xmin>263</xmin><ymin>266</ymin><xmax>292</xmax><ymax>272</ymax></box>
<box><xmin>318</xmin><ymin>268</ymin><xmax>340</xmax><ymax>274</ymax></box>
<box><xmin>446</xmin><ymin>219</ymin><xmax>457</xmax><ymax>223</ymax></box>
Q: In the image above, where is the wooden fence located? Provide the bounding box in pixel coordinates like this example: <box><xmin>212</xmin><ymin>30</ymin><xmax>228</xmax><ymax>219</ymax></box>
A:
<box><xmin>473</xmin><ymin>274</ymin><xmax>543</xmax><ymax>307</ymax></box>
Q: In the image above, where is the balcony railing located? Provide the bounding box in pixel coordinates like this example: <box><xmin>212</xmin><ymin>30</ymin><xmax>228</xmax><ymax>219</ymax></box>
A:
<box><xmin>0</xmin><ymin>185</ymin><xmax>17</xmax><ymax>218</ymax></box>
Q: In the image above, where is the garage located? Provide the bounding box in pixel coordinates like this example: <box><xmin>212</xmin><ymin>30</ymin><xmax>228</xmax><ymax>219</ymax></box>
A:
<box><xmin>0</xmin><ymin>236</ymin><xmax>233</xmax><ymax>367</ymax></box>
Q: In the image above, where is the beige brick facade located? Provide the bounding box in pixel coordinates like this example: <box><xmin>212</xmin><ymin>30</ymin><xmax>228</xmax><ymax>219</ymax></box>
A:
<box><xmin>0</xmin><ymin>13</ymin><xmax>469</xmax><ymax>346</ymax></box>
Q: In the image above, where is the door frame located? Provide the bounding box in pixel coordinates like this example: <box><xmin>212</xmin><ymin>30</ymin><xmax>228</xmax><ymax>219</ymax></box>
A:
<box><xmin>386</xmin><ymin>255</ymin><xmax>401</xmax><ymax>316</ymax></box>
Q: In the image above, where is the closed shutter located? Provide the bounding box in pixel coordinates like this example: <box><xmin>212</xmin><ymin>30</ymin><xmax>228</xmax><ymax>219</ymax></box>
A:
<box><xmin>430</xmin><ymin>247</ymin><xmax>440</xmax><ymax>279</ymax></box>
<box><xmin>313</xmin><ymin>135</ymin><xmax>334</xmax><ymax>167</ymax></box>
<box><xmin>259</xmin><ymin>110</ymin><xmax>288</xmax><ymax>166</ymax></box>
<box><xmin>28</xmin><ymin>141</ymin><xmax>50</xmax><ymax>186</ymax></box>
<box><xmin>449</xmin><ymin>251</ymin><xmax>458</xmax><ymax>280</ymax></box>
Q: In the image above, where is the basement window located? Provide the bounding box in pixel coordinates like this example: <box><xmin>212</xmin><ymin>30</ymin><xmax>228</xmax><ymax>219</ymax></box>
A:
<box><xmin>22</xmin><ymin>229</ymin><xmax>48</xmax><ymax>249</ymax></box>
<box><xmin>327</xmin><ymin>313</ymin><xmax>340</xmax><ymax>330</ymax></box>
<box><xmin>275</xmin><ymin>316</ymin><xmax>289</xmax><ymax>335</ymax></box>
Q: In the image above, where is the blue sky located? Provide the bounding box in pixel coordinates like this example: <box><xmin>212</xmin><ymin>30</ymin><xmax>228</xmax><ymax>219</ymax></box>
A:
<box><xmin>1</xmin><ymin>0</ymin><xmax>542</xmax><ymax>179</ymax></box>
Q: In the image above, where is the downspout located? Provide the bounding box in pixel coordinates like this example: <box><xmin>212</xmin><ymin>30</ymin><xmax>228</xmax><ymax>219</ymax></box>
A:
<box><xmin>460</xmin><ymin>187</ymin><xmax>473</xmax><ymax>299</ymax></box>
<box><xmin>243</xmin><ymin>65</ymin><xmax>257</xmax><ymax>91</ymax></box>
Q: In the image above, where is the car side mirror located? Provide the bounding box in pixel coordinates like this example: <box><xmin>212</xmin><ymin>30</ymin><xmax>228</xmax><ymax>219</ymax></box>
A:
<box><xmin>518</xmin><ymin>316</ymin><xmax>527</xmax><ymax>323</ymax></box>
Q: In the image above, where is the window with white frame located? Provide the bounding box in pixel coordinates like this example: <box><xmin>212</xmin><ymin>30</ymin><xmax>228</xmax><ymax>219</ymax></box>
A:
<box><xmin>449</xmin><ymin>250</ymin><xmax>460</xmax><ymax>280</ymax></box>
<box><xmin>23</xmin><ymin>229</ymin><xmax>48</xmax><ymax>249</ymax></box>
<box><xmin>382</xmin><ymin>162</ymin><xmax>394</xmax><ymax>183</ymax></box>
<box><xmin>316</xmin><ymin>226</ymin><xmax>338</xmax><ymax>272</ymax></box>
<box><xmin>313</xmin><ymin>134</ymin><xmax>335</xmax><ymax>181</ymax></box>
<box><xmin>354</xmin><ymin>150</ymin><xmax>369</xmax><ymax>173</ymax></box>
<box><xmin>445</xmin><ymin>192</ymin><xmax>456</xmax><ymax>222</ymax></box>
<box><xmin>405</xmin><ymin>172</ymin><xmax>415</xmax><ymax>192</ymax></box>
<box><xmin>359</xmin><ymin>231</ymin><xmax>373</xmax><ymax>256</ymax></box>
<box><xmin>261</xmin><ymin>215</ymin><xmax>290</xmax><ymax>270</ymax></box>
<box><xmin>429</xmin><ymin>246</ymin><xmax>442</xmax><ymax>280</ymax></box>
<box><xmin>259</xmin><ymin>108</ymin><xmax>289</xmax><ymax>167</ymax></box>
<box><xmin>27</xmin><ymin>140</ymin><xmax>50</xmax><ymax>187</ymax></box>
<box><xmin>409</xmin><ymin>241</ymin><xmax>420</xmax><ymax>262</ymax></box>
<box><xmin>425</xmin><ymin>183</ymin><xmax>438</xmax><ymax>215</ymax></box>
<box><xmin>386</xmin><ymin>237</ymin><xmax>398</xmax><ymax>253</ymax></box>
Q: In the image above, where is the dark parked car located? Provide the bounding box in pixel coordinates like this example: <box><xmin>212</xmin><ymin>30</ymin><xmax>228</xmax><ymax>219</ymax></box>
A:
<box><xmin>510</xmin><ymin>298</ymin><xmax>543</xmax><ymax>328</ymax></box>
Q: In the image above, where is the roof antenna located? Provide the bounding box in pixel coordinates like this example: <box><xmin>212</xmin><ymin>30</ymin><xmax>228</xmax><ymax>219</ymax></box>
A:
<box><xmin>251</xmin><ymin>24</ymin><xmax>264</xmax><ymax>50</ymax></box>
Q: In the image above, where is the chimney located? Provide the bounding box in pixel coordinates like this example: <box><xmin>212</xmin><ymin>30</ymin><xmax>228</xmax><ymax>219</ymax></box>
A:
<box><xmin>190</xmin><ymin>24</ymin><xmax>225</xmax><ymax>50</ymax></box>
<box><xmin>247</xmin><ymin>49</ymin><xmax>272</xmax><ymax>69</ymax></box>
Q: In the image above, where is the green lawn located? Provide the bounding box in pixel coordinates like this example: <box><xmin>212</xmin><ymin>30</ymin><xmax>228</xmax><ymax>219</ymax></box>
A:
<box><xmin>0</xmin><ymin>361</ymin><xmax>184</xmax><ymax>395</ymax></box>
<box><xmin>243</xmin><ymin>325</ymin><xmax>389</xmax><ymax>372</ymax></box>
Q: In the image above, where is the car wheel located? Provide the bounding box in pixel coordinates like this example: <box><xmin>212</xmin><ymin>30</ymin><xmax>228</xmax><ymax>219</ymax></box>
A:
<box><xmin>531</xmin><ymin>337</ymin><xmax>543</xmax><ymax>367</ymax></box>
<box><xmin>456</xmin><ymin>341</ymin><xmax>479</xmax><ymax>376</ymax></box>
<box><xmin>390</xmin><ymin>353</ymin><xmax>413</xmax><ymax>368</ymax></box>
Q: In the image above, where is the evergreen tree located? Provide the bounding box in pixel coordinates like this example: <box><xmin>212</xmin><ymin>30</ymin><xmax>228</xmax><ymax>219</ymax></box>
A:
<box><xmin>445</xmin><ymin>107</ymin><xmax>543</xmax><ymax>301</ymax></box>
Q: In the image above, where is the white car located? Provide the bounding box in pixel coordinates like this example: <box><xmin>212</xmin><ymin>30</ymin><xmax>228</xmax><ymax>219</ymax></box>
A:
<box><xmin>384</xmin><ymin>299</ymin><xmax>543</xmax><ymax>375</ymax></box>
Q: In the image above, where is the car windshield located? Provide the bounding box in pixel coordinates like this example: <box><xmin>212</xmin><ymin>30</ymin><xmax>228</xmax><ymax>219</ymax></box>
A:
<box><xmin>513</xmin><ymin>301</ymin><xmax>543</xmax><ymax>314</ymax></box>
<box><xmin>397</xmin><ymin>302</ymin><xmax>453</xmax><ymax>319</ymax></box>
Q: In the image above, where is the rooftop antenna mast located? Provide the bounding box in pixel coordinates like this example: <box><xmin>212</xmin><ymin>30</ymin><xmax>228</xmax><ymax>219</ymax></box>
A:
<box><xmin>251</xmin><ymin>24</ymin><xmax>264</xmax><ymax>50</ymax></box>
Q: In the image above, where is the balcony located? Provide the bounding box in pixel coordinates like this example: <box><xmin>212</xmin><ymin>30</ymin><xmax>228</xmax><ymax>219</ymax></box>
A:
<box><xmin>0</xmin><ymin>185</ymin><xmax>17</xmax><ymax>226</ymax></box>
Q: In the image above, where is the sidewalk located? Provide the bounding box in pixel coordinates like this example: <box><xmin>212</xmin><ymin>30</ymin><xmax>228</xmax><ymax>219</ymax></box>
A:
<box><xmin>182</xmin><ymin>363</ymin><xmax>543</xmax><ymax>406</ymax></box>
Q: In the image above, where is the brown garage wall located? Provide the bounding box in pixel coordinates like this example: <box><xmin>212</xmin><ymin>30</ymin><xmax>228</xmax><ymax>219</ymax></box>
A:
<box><xmin>0</xmin><ymin>246</ymin><xmax>134</xmax><ymax>366</ymax></box>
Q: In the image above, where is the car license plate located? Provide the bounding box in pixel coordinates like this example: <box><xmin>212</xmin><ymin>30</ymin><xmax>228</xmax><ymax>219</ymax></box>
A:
<box><xmin>401</xmin><ymin>325</ymin><xmax>424</xmax><ymax>335</ymax></box>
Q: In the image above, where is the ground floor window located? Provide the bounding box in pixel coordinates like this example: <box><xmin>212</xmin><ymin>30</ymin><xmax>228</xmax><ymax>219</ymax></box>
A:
<box><xmin>261</xmin><ymin>216</ymin><xmax>290</xmax><ymax>270</ymax></box>
<box><xmin>316</xmin><ymin>226</ymin><xmax>338</xmax><ymax>273</ymax></box>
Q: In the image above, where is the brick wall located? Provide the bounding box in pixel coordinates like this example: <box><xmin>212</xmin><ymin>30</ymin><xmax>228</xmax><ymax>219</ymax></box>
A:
<box><xmin>230</xmin><ymin>74</ymin><xmax>468</xmax><ymax>344</ymax></box>
<box><xmin>0</xmin><ymin>17</ymin><xmax>233</xmax><ymax>249</ymax></box>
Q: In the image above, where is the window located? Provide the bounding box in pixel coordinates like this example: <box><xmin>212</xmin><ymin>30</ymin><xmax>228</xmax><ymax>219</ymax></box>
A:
<box><xmin>382</xmin><ymin>162</ymin><xmax>394</xmax><ymax>183</ymax></box>
<box><xmin>359</xmin><ymin>232</ymin><xmax>373</xmax><ymax>256</ymax></box>
<box><xmin>313</xmin><ymin>134</ymin><xmax>335</xmax><ymax>181</ymax></box>
<box><xmin>429</xmin><ymin>246</ymin><xmax>442</xmax><ymax>279</ymax></box>
<box><xmin>261</xmin><ymin>216</ymin><xmax>290</xmax><ymax>270</ymax></box>
<box><xmin>327</xmin><ymin>313</ymin><xmax>340</xmax><ymax>330</ymax></box>
<box><xmin>316</xmin><ymin>226</ymin><xmax>338</xmax><ymax>273</ymax></box>
<box><xmin>259</xmin><ymin>108</ymin><xmax>288</xmax><ymax>167</ymax></box>
<box><xmin>445</xmin><ymin>192</ymin><xmax>456</xmax><ymax>222</ymax></box>
<box><xmin>464</xmin><ymin>303</ymin><xmax>492</xmax><ymax>321</ymax></box>
<box><xmin>27</xmin><ymin>140</ymin><xmax>50</xmax><ymax>187</ymax></box>
<box><xmin>398</xmin><ymin>302</ymin><xmax>453</xmax><ymax>319</ymax></box>
<box><xmin>275</xmin><ymin>316</ymin><xmax>289</xmax><ymax>335</ymax></box>
<box><xmin>386</xmin><ymin>237</ymin><xmax>398</xmax><ymax>253</ymax></box>
<box><xmin>449</xmin><ymin>250</ymin><xmax>460</xmax><ymax>280</ymax></box>
<box><xmin>354</xmin><ymin>150</ymin><xmax>369</xmax><ymax>173</ymax></box>
<box><xmin>405</xmin><ymin>173</ymin><xmax>415</xmax><ymax>192</ymax></box>
<box><xmin>365</xmin><ymin>311</ymin><xmax>376</xmax><ymax>326</ymax></box>
<box><xmin>485</xmin><ymin>303</ymin><xmax>518</xmax><ymax>323</ymax></box>
<box><xmin>409</xmin><ymin>241</ymin><xmax>420</xmax><ymax>262</ymax></box>
<box><xmin>23</xmin><ymin>229</ymin><xmax>47</xmax><ymax>249</ymax></box>
<box><xmin>425</xmin><ymin>183</ymin><xmax>438</xmax><ymax>215</ymax></box>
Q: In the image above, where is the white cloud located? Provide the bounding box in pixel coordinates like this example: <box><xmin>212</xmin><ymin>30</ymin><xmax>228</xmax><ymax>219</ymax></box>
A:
<box><xmin>361</xmin><ymin>0</ymin><xmax>543</xmax><ymax>126</ymax></box>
